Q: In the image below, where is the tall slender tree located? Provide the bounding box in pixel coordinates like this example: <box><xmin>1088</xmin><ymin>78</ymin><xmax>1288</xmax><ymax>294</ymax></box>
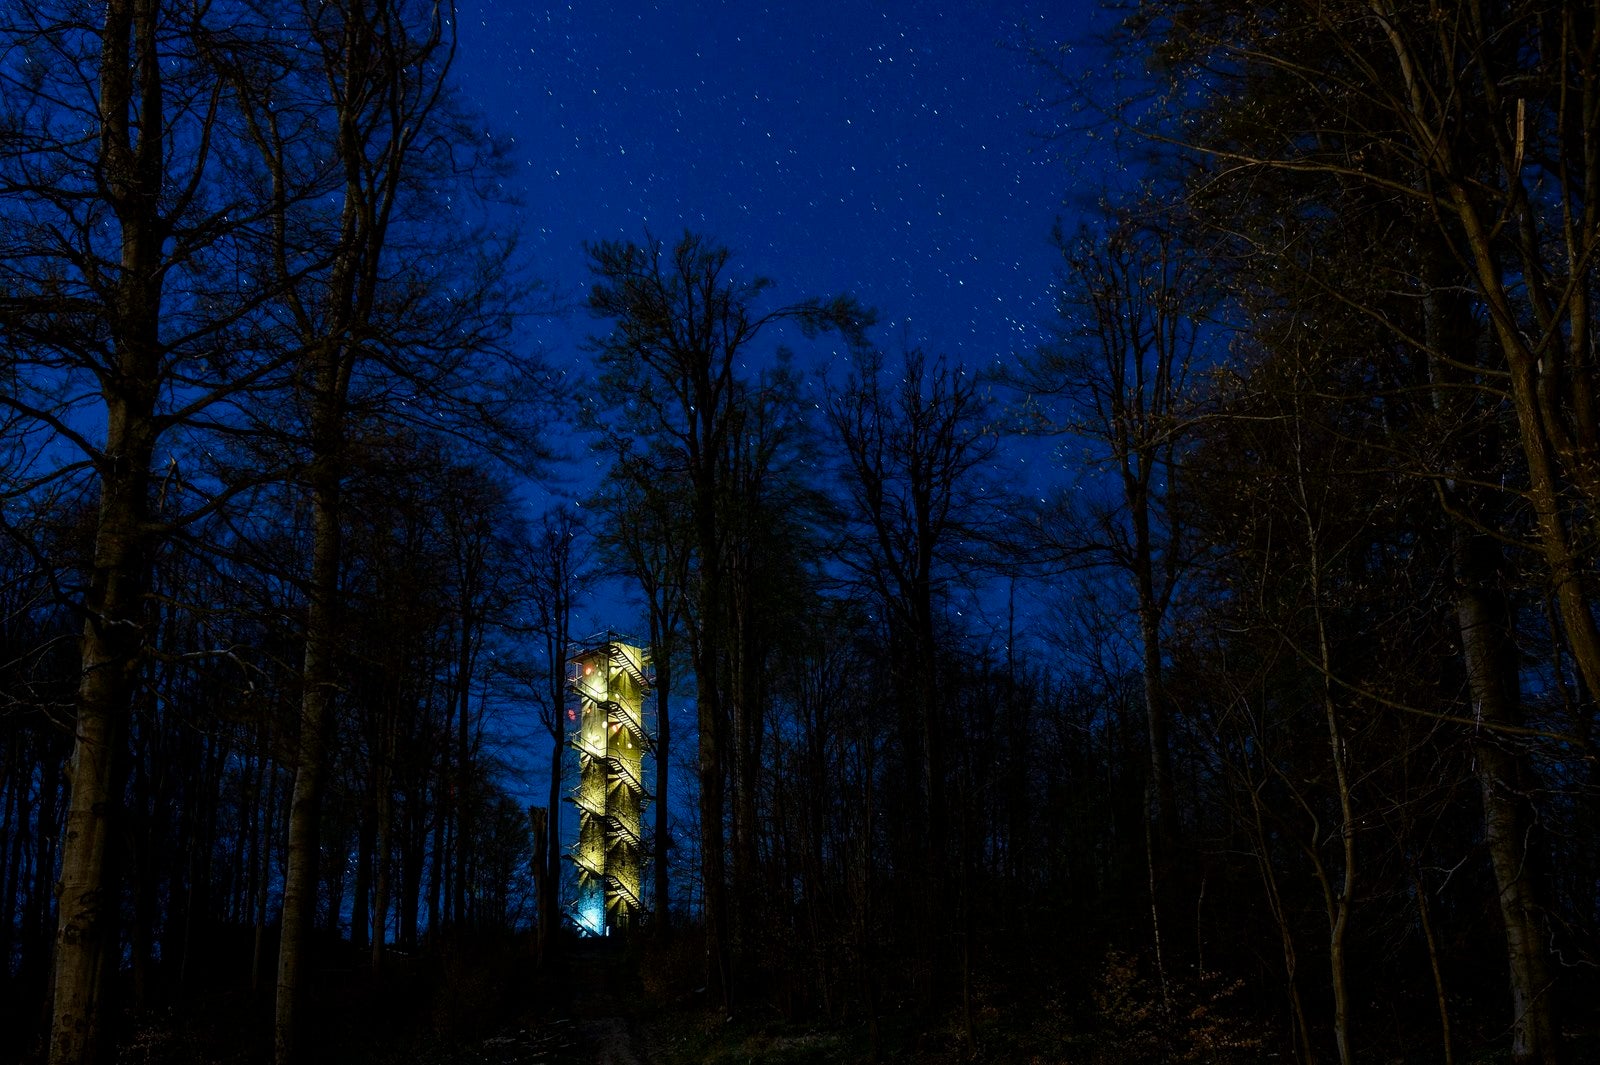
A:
<box><xmin>593</xmin><ymin>461</ymin><xmax>691</xmax><ymax>928</ymax></box>
<box><xmin>0</xmin><ymin>2</ymin><xmax>307</xmax><ymax>1057</ymax></box>
<box><xmin>1009</xmin><ymin>210</ymin><xmax>1205</xmax><ymax>972</ymax></box>
<box><xmin>585</xmin><ymin>232</ymin><xmax>868</xmax><ymax>1006</ymax></box>
<box><xmin>523</xmin><ymin>505</ymin><xmax>584</xmax><ymax>952</ymax></box>
<box><xmin>825</xmin><ymin>345</ymin><xmax>998</xmax><ymax>1009</ymax></box>
<box><xmin>236</xmin><ymin>1</ymin><xmax>528</xmax><ymax>1056</ymax></box>
<box><xmin>1104</xmin><ymin>5</ymin><xmax>1590</xmax><ymax>1056</ymax></box>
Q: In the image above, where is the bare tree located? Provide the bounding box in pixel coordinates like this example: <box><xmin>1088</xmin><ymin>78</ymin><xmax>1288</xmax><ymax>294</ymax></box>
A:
<box><xmin>592</xmin><ymin>459</ymin><xmax>691</xmax><ymax>930</ymax></box>
<box><xmin>232</xmin><ymin>0</ymin><xmax>528</xmax><ymax>1057</ymax></box>
<box><xmin>825</xmin><ymin>345</ymin><xmax>998</xmax><ymax>1010</ymax></box>
<box><xmin>1009</xmin><ymin>210</ymin><xmax>1205</xmax><ymax>977</ymax></box>
<box><xmin>522</xmin><ymin>505</ymin><xmax>585</xmax><ymax>952</ymax></box>
<box><xmin>585</xmin><ymin>232</ymin><xmax>868</xmax><ymax>1007</ymax></box>
<box><xmin>1110</xmin><ymin>4</ymin><xmax>1583</xmax><ymax>1055</ymax></box>
<box><xmin>0</xmin><ymin>1</ymin><xmax>315</xmax><ymax>1057</ymax></box>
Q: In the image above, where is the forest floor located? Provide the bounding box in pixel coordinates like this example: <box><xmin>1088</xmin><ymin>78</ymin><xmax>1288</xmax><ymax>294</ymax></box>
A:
<box><xmin>84</xmin><ymin>932</ymin><xmax>1600</xmax><ymax>1065</ymax></box>
<box><xmin>97</xmin><ymin>933</ymin><xmax>1075</xmax><ymax>1065</ymax></box>
<box><xmin>442</xmin><ymin>939</ymin><xmax>861</xmax><ymax>1065</ymax></box>
<box><xmin>431</xmin><ymin>939</ymin><xmax>993</xmax><ymax>1065</ymax></box>
<box><xmin>327</xmin><ymin>937</ymin><xmax>904</xmax><ymax>1065</ymax></box>
<box><xmin>536</xmin><ymin>940</ymin><xmax>651</xmax><ymax>1065</ymax></box>
<box><xmin>348</xmin><ymin>939</ymin><xmax>655</xmax><ymax>1065</ymax></box>
<box><xmin>91</xmin><ymin>934</ymin><xmax>885</xmax><ymax>1065</ymax></box>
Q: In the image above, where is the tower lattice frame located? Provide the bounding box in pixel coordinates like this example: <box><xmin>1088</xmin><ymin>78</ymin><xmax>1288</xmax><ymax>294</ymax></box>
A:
<box><xmin>567</xmin><ymin>635</ymin><xmax>652</xmax><ymax>934</ymax></box>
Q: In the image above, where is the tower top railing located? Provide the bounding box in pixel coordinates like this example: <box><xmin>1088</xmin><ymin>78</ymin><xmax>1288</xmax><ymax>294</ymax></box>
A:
<box><xmin>569</xmin><ymin>630</ymin><xmax>652</xmax><ymax>687</ymax></box>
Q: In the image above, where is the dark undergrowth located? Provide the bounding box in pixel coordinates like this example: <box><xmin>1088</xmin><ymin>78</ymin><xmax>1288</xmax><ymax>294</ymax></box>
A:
<box><xmin>14</xmin><ymin>928</ymin><xmax>1600</xmax><ymax>1064</ymax></box>
<box><xmin>632</xmin><ymin>932</ymin><xmax>1271</xmax><ymax>1065</ymax></box>
<box><xmin>11</xmin><ymin>932</ymin><xmax>586</xmax><ymax>1065</ymax></box>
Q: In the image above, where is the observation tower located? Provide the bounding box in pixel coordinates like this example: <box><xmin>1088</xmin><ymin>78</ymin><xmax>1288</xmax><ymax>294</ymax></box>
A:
<box><xmin>567</xmin><ymin>635</ymin><xmax>651</xmax><ymax>934</ymax></box>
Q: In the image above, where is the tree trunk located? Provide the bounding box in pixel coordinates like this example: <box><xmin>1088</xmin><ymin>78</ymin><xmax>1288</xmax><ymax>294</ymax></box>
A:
<box><xmin>51</xmin><ymin>419</ymin><xmax>148</xmax><ymax>1065</ymax></box>
<box><xmin>914</xmin><ymin>587</ymin><xmax>945</xmax><ymax>1011</ymax></box>
<box><xmin>275</xmin><ymin>453</ymin><xmax>343</xmax><ymax>1065</ymax></box>
<box><xmin>1137</xmin><ymin>596</ymin><xmax>1178</xmax><ymax>972</ymax></box>
<box><xmin>26</xmin><ymin>747</ymin><xmax>62</xmax><ymax>1040</ymax></box>
<box><xmin>1423</xmin><ymin>263</ymin><xmax>1563</xmax><ymax>1065</ymax></box>
<box><xmin>543</xmin><ymin>691</ymin><xmax>563</xmax><ymax>952</ymax></box>
<box><xmin>0</xmin><ymin>745</ymin><xmax>19</xmax><ymax>995</ymax></box>
<box><xmin>729</xmin><ymin>547</ymin><xmax>766</xmax><ymax>990</ymax></box>
<box><xmin>1450</xmin><ymin>191</ymin><xmax>1600</xmax><ymax>713</ymax></box>
<box><xmin>454</xmin><ymin>621</ymin><xmax>477</xmax><ymax>932</ymax></box>
<box><xmin>127</xmin><ymin>695</ymin><xmax>163</xmax><ymax>1011</ymax></box>
<box><xmin>1250</xmin><ymin>792</ymin><xmax>1316</xmax><ymax>1065</ymax></box>
<box><xmin>49</xmin><ymin>0</ymin><xmax>166</xmax><ymax>1057</ymax></box>
<box><xmin>352</xmin><ymin>791</ymin><xmax>376</xmax><ymax>952</ymax></box>
<box><xmin>1294</xmin><ymin>424</ymin><xmax>1356</xmax><ymax>1065</ymax></box>
<box><xmin>252</xmin><ymin>765</ymin><xmax>277</xmax><ymax>994</ymax></box>
<box><xmin>428</xmin><ymin>765</ymin><xmax>446</xmax><ymax>939</ymax></box>
<box><xmin>1414</xmin><ymin>868</ymin><xmax>1455</xmax><ymax>1065</ymax></box>
<box><xmin>1453</xmin><ymin>527</ymin><xmax>1560</xmax><ymax>1065</ymax></box>
<box><xmin>399</xmin><ymin>792</ymin><xmax>423</xmax><ymax>951</ymax></box>
<box><xmin>371</xmin><ymin>751</ymin><xmax>393</xmax><ymax>975</ymax></box>
<box><xmin>693</xmin><ymin>429</ymin><xmax>731</xmax><ymax>1007</ymax></box>
<box><xmin>1134</xmin><ymin>500</ymin><xmax>1179</xmax><ymax>860</ymax></box>
<box><xmin>653</xmin><ymin>657</ymin><xmax>672</xmax><ymax>928</ymax></box>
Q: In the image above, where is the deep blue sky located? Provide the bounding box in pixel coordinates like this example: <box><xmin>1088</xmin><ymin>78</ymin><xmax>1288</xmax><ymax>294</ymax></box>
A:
<box><xmin>453</xmin><ymin>0</ymin><xmax>1110</xmax><ymax>371</ymax></box>
<box><xmin>451</xmin><ymin>1</ymin><xmax>1120</xmax><ymax>858</ymax></box>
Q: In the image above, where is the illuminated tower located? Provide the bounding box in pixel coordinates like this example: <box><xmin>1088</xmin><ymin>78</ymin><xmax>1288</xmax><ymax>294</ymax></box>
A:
<box><xmin>567</xmin><ymin>636</ymin><xmax>651</xmax><ymax>934</ymax></box>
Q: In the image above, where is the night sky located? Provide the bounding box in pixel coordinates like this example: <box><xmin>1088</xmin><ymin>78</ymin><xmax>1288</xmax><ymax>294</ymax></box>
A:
<box><xmin>453</xmin><ymin>0</ymin><xmax>1111</xmax><ymax>375</ymax></box>
<box><xmin>456</xmin><ymin>1</ymin><xmax>1121</xmax><ymax>843</ymax></box>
